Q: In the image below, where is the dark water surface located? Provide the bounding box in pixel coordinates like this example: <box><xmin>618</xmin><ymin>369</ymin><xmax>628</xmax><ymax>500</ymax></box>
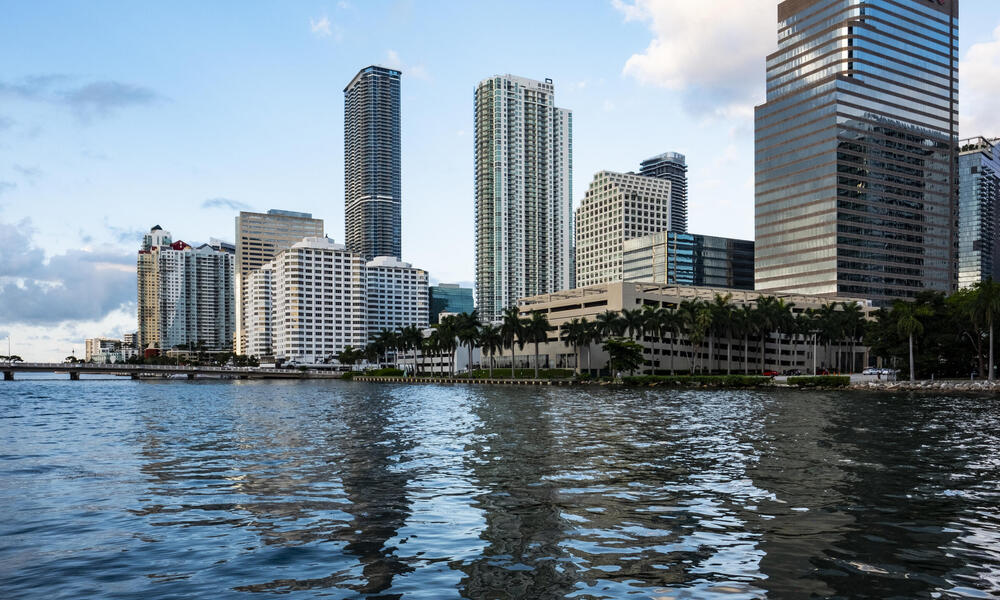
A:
<box><xmin>1</xmin><ymin>380</ymin><xmax>999</xmax><ymax>599</ymax></box>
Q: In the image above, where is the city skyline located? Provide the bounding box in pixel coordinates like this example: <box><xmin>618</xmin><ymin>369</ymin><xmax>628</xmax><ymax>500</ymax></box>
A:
<box><xmin>2</xmin><ymin>0</ymin><xmax>1000</xmax><ymax>360</ymax></box>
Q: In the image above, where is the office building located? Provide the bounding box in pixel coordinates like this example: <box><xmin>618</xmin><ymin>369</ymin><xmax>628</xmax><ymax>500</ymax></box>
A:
<box><xmin>85</xmin><ymin>337</ymin><xmax>136</xmax><ymax>363</ymax></box>
<box><xmin>623</xmin><ymin>231</ymin><xmax>755</xmax><ymax>290</ymax></box>
<box><xmin>474</xmin><ymin>74</ymin><xmax>573</xmax><ymax>322</ymax></box>
<box><xmin>137</xmin><ymin>225</ymin><xmax>235</xmax><ymax>353</ymax></box>
<box><xmin>365</xmin><ymin>256</ymin><xmax>429</xmax><ymax>336</ymax></box>
<box><xmin>345</xmin><ymin>65</ymin><xmax>402</xmax><ymax>262</ymax></box>
<box><xmin>575</xmin><ymin>171</ymin><xmax>673</xmax><ymax>287</ymax></box>
<box><xmin>958</xmin><ymin>137</ymin><xmax>1000</xmax><ymax>288</ymax></box>
<box><xmin>270</xmin><ymin>237</ymin><xmax>368</xmax><ymax>363</ymax></box>
<box><xmin>234</xmin><ymin>209</ymin><xmax>324</xmax><ymax>354</ymax></box>
<box><xmin>429</xmin><ymin>284</ymin><xmax>474</xmax><ymax>324</ymax></box>
<box><xmin>639</xmin><ymin>152</ymin><xmax>688</xmax><ymax>232</ymax></box>
<box><xmin>754</xmin><ymin>0</ymin><xmax>959</xmax><ymax>305</ymax></box>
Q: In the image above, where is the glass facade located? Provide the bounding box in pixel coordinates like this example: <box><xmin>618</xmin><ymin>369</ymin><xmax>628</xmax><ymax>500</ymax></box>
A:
<box><xmin>958</xmin><ymin>137</ymin><xmax>1000</xmax><ymax>288</ymax></box>
<box><xmin>639</xmin><ymin>152</ymin><xmax>688</xmax><ymax>233</ymax></box>
<box><xmin>344</xmin><ymin>66</ymin><xmax>402</xmax><ymax>262</ymax></box>
<box><xmin>622</xmin><ymin>231</ymin><xmax>755</xmax><ymax>290</ymax></box>
<box><xmin>755</xmin><ymin>0</ymin><xmax>959</xmax><ymax>306</ymax></box>
<box><xmin>429</xmin><ymin>284</ymin><xmax>474</xmax><ymax>324</ymax></box>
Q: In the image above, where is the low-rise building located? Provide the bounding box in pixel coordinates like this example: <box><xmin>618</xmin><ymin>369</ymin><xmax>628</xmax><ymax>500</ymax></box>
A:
<box><xmin>84</xmin><ymin>337</ymin><xmax>137</xmax><ymax>363</ymax></box>
<box><xmin>623</xmin><ymin>231</ymin><xmax>754</xmax><ymax>290</ymax></box>
<box><xmin>516</xmin><ymin>281</ymin><xmax>874</xmax><ymax>374</ymax></box>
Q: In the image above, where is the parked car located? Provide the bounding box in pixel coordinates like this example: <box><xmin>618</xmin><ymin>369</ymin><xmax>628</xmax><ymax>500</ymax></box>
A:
<box><xmin>817</xmin><ymin>369</ymin><xmax>830</xmax><ymax>375</ymax></box>
<box><xmin>762</xmin><ymin>370</ymin><xmax>779</xmax><ymax>377</ymax></box>
<box><xmin>783</xmin><ymin>369</ymin><xmax>802</xmax><ymax>376</ymax></box>
<box><xmin>862</xmin><ymin>367</ymin><xmax>879</xmax><ymax>375</ymax></box>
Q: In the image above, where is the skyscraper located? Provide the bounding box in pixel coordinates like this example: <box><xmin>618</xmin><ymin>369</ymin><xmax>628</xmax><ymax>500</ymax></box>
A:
<box><xmin>755</xmin><ymin>0</ymin><xmax>958</xmax><ymax>305</ymax></box>
<box><xmin>344</xmin><ymin>65</ymin><xmax>402</xmax><ymax>262</ymax></box>
<box><xmin>474</xmin><ymin>74</ymin><xmax>573</xmax><ymax>321</ymax></box>
<box><xmin>639</xmin><ymin>152</ymin><xmax>688</xmax><ymax>233</ymax></box>
<box><xmin>575</xmin><ymin>171</ymin><xmax>673</xmax><ymax>287</ymax></box>
<box><xmin>958</xmin><ymin>137</ymin><xmax>1000</xmax><ymax>288</ymax></box>
<box><xmin>137</xmin><ymin>225</ymin><xmax>235</xmax><ymax>353</ymax></box>
<box><xmin>234</xmin><ymin>209</ymin><xmax>324</xmax><ymax>354</ymax></box>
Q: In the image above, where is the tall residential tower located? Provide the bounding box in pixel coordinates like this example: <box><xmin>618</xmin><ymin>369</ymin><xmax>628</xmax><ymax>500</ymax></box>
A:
<box><xmin>474</xmin><ymin>74</ymin><xmax>573</xmax><ymax>321</ymax></box>
<box><xmin>958</xmin><ymin>137</ymin><xmax>1000</xmax><ymax>288</ymax></box>
<box><xmin>639</xmin><ymin>152</ymin><xmax>688</xmax><ymax>233</ymax></box>
<box><xmin>754</xmin><ymin>0</ymin><xmax>959</xmax><ymax>305</ymax></box>
<box><xmin>345</xmin><ymin>65</ymin><xmax>402</xmax><ymax>262</ymax></box>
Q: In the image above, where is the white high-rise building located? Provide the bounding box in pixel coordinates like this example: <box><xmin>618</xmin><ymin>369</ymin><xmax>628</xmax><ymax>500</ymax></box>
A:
<box><xmin>270</xmin><ymin>238</ymin><xmax>367</xmax><ymax>363</ymax></box>
<box><xmin>575</xmin><ymin>171</ymin><xmax>673</xmax><ymax>287</ymax></box>
<box><xmin>365</xmin><ymin>256</ymin><xmax>429</xmax><ymax>337</ymax></box>
<box><xmin>474</xmin><ymin>74</ymin><xmax>573</xmax><ymax>322</ymax></box>
<box><xmin>246</xmin><ymin>262</ymin><xmax>274</xmax><ymax>358</ymax></box>
<box><xmin>137</xmin><ymin>225</ymin><xmax>235</xmax><ymax>353</ymax></box>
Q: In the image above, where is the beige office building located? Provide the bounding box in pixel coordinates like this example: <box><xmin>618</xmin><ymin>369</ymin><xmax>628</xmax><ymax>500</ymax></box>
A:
<box><xmin>235</xmin><ymin>209</ymin><xmax>324</xmax><ymax>354</ymax></box>
<box><xmin>516</xmin><ymin>281</ymin><xmax>873</xmax><ymax>374</ymax></box>
<box><xmin>575</xmin><ymin>171</ymin><xmax>672</xmax><ymax>288</ymax></box>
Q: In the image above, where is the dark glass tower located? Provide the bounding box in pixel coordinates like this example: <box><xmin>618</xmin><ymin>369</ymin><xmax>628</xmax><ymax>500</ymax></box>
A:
<box><xmin>344</xmin><ymin>65</ymin><xmax>402</xmax><ymax>261</ymax></box>
<box><xmin>958</xmin><ymin>137</ymin><xmax>1000</xmax><ymax>288</ymax></box>
<box><xmin>639</xmin><ymin>152</ymin><xmax>688</xmax><ymax>233</ymax></box>
<box><xmin>755</xmin><ymin>0</ymin><xmax>958</xmax><ymax>306</ymax></box>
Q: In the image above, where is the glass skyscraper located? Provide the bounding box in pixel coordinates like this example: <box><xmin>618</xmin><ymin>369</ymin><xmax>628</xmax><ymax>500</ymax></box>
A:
<box><xmin>344</xmin><ymin>65</ymin><xmax>402</xmax><ymax>262</ymax></box>
<box><xmin>474</xmin><ymin>74</ymin><xmax>573</xmax><ymax>322</ymax></box>
<box><xmin>429</xmin><ymin>284</ymin><xmax>474</xmax><ymax>324</ymax></box>
<box><xmin>958</xmin><ymin>137</ymin><xmax>1000</xmax><ymax>288</ymax></box>
<box><xmin>755</xmin><ymin>0</ymin><xmax>958</xmax><ymax>306</ymax></box>
<box><xmin>639</xmin><ymin>152</ymin><xmax>688</xmax><ymax>233</ymax></box>
<box><xmin>622</xmin><ymin>231</ymin><xmax>755</xmax><ymax>291</ymax></box>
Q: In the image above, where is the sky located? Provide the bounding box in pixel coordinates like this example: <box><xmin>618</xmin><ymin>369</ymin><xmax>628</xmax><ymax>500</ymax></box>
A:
<box><xmin>1</xmin><ymin>0</ymin><xmax>999</xmax><ymax>361</ymax></box>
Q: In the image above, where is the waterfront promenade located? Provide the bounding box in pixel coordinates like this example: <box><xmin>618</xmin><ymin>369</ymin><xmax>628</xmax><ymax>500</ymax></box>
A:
<box><xmin>0</xmin><ymin>362</ymin><xmax>342</xmax><ymax>380</ymax></box>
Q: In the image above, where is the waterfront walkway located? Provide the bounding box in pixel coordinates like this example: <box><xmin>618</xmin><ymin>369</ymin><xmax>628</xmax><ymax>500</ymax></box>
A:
<box><xmin>1</xmin><ymin>363</ymin><xmax>341</xmax><ymax>381</ymax></box>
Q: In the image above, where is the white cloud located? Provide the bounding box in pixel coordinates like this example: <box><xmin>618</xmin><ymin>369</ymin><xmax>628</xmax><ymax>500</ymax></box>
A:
<box><xmin>961</xmin><ymin>24</ymin><xmax>1000</xmax><ymax>137</ymax></box>
<box><xmin>614</xmin><ymin>0</ymin><xmax>772</xmax><ymax>119</ymax></box>
<box><xmin>384</xmin><ymin>50</ymin><xmax>430</xmax><ymax>81</ymax></box>
<box><xmin>310</xmin><ymin>16</ymin><xmax>332</xmax><ymax>37</ymax></box>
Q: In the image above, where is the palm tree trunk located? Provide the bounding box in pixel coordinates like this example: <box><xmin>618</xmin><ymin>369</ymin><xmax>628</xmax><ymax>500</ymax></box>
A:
<box><xmin>990</xmin><ymin>321</ymin><xmax>995</xmax><ymax>381</ymax></box>
<box><xmin>534</xmin><ymin>341</ymin><xmax>540</xmax><ymax>379</ymax></box>
<box><xmin>708</xmin><ymin>335</ymin><xmax>714</xmax><ymax>375</ymax></box>
<box><xmin>909</xmin><ymin>334</ymin><xmax>915</xmax><ymax>381</ymax></box>
<box><xmin>726</xmin><ymin>329</ymin><xmax>732</xmax><ymax>375</ymax></box>
<box><xmin>511</xmin><ymin>345</ymin><xmax>516</xmax><ymax>379</ymax></box>
<box><xmin>760</xmin><ymin>334</ymin><xmax>766</xmax><ymax>372</ymax></box>
<box><xmin>776</xmin><ymin>330</ymin><xmax>782</xmax><ymax>373</ymax></box>
<box><xmin>488</xmin><ymin>350</ymin><xmax>493</xmax><ymax>378</ymax></box>
<box><xmin>743</xmin><ymin>335</ymin><xmax>749</xmax><ymax>374</ymax></box>
<box><xmin>586</xmin><ymin>344</ymin><xmax>592</xmax><ymax>375</ymax></box>
<box><xmin>669</xmin><ymin>333</ymin><xmax>676</xmax><ymax>375</ymax></box>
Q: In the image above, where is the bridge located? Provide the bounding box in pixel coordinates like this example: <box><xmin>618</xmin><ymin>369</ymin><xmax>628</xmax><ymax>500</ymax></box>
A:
<box><xmin>1</xmin><ymin>363</ymin><xmax>343</xmax><ymax>381</ymax></box>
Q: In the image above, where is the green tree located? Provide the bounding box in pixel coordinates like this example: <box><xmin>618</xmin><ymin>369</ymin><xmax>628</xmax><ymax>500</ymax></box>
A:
<box><xmin>973</xmin><ymin>278</ymin><xmax>1000</xmax><ymax>380</ymax></box>
<box><xmin>603</xmin><ymin>337</ymin><xmax>644</xmax><ymax>376</ymax></box>
<box><xmin>893</xmin><ymin>300</ymin><xmax>932</xmax><ymax>381</ymax></box>
<box><xmin>595</xmin><ymin>310</ymin><xmax>625</xmax><ymax>338</ymax></box>
<box><xmin>523</xmin><ymin>311</ymin><xmax>552</xmax><ymax>379</ymax></box>
<box><xmin>560</xmin><ymin>317</ymin><xmax>588</xmax><ymax>375</ymax></box>
<box><xmin>336</xmin><ymin>346</ymin><xmax>362</xmax><ymax>366</ymax></box>
<box><xmin>455</xmin><ymin>311</ymin><xmax>482</xmax><ymax>373</ymax></box>
<box><xmin>501</xmin><ymin>307</ymin><xmax>525</xmax><ymax>379</ymax></box>
<box><xmin>400</xmin><ymin>325</ymin><xmax>424</xmax><ymax>376</ymax></box>
<box><xmin>710</xmin><ymin>293</ymin><xmax>734</xmax><ymax>374</ymax></box>
<box><xmin>478</xmin><ymin>323</ymin><xmax>503</xmax><ymax>378</ymax></box>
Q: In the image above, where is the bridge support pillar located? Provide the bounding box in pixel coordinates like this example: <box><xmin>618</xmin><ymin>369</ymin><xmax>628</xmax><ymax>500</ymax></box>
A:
<box><xmin>3</xmin><ymin>371</ymin><xmax>12</xmax><ymax>381</ymax></box>
<box><xmin>187</xmin><ymin>373</ymin><xmax>195</xmax><ymax>380</ymax></box>
<box><xmin>69</xmin><ymin>372</ymin><xmax>80</xmax><ymax>380</ymax></box>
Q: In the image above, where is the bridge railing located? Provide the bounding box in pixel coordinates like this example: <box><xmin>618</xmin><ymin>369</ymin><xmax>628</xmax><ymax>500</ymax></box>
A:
<box><xmin>1</xmin><ymin>362</ymin><xmax>303</xmax><ymax>375</ymax></box>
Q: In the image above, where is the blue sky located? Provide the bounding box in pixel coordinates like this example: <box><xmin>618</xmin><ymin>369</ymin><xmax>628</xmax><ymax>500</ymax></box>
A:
<box><xmin>2</xmin><ymin>0</ymin><xmax>999</xmax><ymax>361</ymax></box>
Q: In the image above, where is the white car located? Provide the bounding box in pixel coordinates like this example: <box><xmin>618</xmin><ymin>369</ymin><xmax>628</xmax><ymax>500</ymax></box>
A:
<box><xmin>862</xmin><ymin>368</ymin><xmax>879</xmax><ymax>375</ymax></box>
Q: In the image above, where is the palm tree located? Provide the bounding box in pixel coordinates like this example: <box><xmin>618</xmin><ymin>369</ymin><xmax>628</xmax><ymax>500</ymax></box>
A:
<box><xmin>817</xmin><ymin>302</ymin><xmax>841</xmax><ymax>372</ymax></box>
<box><xmin>659</xmin><ymin>307</ymin><xmax>682</xmax><ymax>375</ymax></box>
<box><xmin>501</xmin><ymin>306</ymin><xmax>525</xmax><ymax>379</ymax></box>
<box><xmin>455</xmin><ymin>311</ymin><xmax>482</xmax><ymax>373</ymax></box>
<box><xmin>595</xmin><ymin>310</ymin><xmax>624</xmax><ymax>338</ymax></box>
<box><xmin>438</xmin><ymin>315</ymin><xmax>462</xmax><ymax>376</ymax></box>
<box><xmin>840</xmin><ymin>301</ymin><xmax>865</xmax><ymax>373</ymax></box>
<box><xmin>731</xmin><ymin>304</ymin><xmax>756</xmax><ymax>374</ymax></box>
<box><xmin>479</xmin><ymin>324</ymin><xmax>503</xmax><ymax>377</ymax></box>
<box><xmin>894</xmin><ymin>300</ymin><xmax>932</xmax><ymax>381</ymax></box>
<box><xmin>973</xmin><ymin>278</ymin><xmax>1000</xmax><ymax>380</ymax></box>
<box><xmin>560</xmin><ymin>318</ymin><xmax>585</xmax><ymax>375</ymax></box>
<box><xmin>642</xmin><ymin>305</ymin><xmax>664</xmax><ymax>374</ymax></box>
<box><xmin>400</xmin><ymin>325</ymin><xmax>424</xmax><ymax>376</ymax></box>
<box><xmin>679</xmin><ymin>299</ymin><xmax>710</xmax><ymax>374</ymax></box>
<box><xmin>523</xmin><ymin>311</ymin><xmax>552</xmax><ymax>379</ymax></box>
<box><xmin>710</xmin><ymin>294</ymin><xmax>734</xmax><ymax>374</ymax></box>
<box><xmin>773</xmin><ymin>298</ymin><xmax>796</xmax><ymax>373</ymax></box>
<box><xmin>753</xmin><ymin>296</ymin><xmax>779</xmax><ymax>372</ymax></box>
<box><xmin>423</xmin><ymin>330</ymin><xmax>442</xmax><ymax>376</ymax></box>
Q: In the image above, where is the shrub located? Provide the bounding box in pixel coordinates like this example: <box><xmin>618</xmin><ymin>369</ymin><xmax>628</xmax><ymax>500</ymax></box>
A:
<box><xmin>366</xmin><ymin>368</ymin><xmax>405</xmax><ymax>377</ymax></box>
<box><xmin>464</xmin><ymin>368</ymin><xmax>574</xmax><ymax>379</ymax></box>
<box><xmin>621</xmin><ymin>375</ymin><xmax>773</xmax><ymax>388</ymax></box>
<box><xmin>786</xmin><ymin>375</ymin><xmax>850</xmax><ymax>388</ymax></box>
<box><xmin>340</xmin><ymin>371</ymin><xmax>358</xmax><ymax>381</ymax></box>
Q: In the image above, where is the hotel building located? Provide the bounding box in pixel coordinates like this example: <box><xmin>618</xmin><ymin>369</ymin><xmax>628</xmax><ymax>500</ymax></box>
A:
<box><xmin>474</xmin><ymin>74</ymin><xmax>573</xmax><ymax>322</ymax></box>
<box><xmin>234</xmin><ymin>209</ymin><xmax>324</xmax><ymax>354</ymax></box>
<box><xmin>754</xmin><ymin>0</ymin><xmax>959</xmax><ymax>305</ymax></box>
<box><xmin>575</xmin><ymin>171</ymin><xmax>673</xmax><ymax>287</ymax></box>
<box><xmin>365</xmin><ymin>256</ymin><xmax>429</xmax><ymax>337</ymax></box>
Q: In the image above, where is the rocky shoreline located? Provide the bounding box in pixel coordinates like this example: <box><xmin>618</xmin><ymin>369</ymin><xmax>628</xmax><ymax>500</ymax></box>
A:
<box><xmin>851</xmin><ymin>379</ymin><xmax>1000</xmax><ymax>393</ymax></box>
